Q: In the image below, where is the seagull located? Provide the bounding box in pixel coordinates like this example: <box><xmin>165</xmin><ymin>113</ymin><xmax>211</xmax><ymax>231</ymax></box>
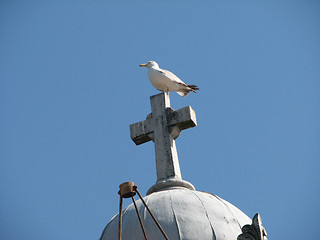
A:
<box><xmin>139</xmin><ymin>61</ymin><xmax>199</xmax><ymax>97</ymax></box>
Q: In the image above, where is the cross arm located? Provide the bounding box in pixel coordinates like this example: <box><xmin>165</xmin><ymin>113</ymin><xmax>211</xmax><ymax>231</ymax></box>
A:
<box><xmin>167</xmin><ymin>106</ymin><xmax>197</xmax><ymax>140</ymax></box>
<box><xmin>167</xmin><ymin>106</ymin><xmax>197</xmax><ymax>130</ymax></box>
<box><xmin>130</xmin><ymin>118</ymin><xmax>154</xmax><ymax>145</ymax></box>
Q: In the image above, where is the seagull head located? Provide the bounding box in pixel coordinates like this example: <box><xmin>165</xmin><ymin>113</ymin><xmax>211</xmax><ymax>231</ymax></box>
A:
<box><xmin>139</xmin><ymin>61</ymin><xmax>159</xmax><ymax>69</ymax></box>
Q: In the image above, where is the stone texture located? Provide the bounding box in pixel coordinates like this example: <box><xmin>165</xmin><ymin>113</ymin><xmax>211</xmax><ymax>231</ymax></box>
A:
<box><xmin>130</xmin><ymin>92</ymin><xmax>196</xmax><ymax>192</ymax></box>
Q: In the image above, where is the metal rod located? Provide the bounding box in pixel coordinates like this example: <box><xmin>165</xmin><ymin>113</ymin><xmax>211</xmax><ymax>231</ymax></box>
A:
<box><xmin>135</xmin><ymin>189</ymin><xmax>170</xmax><ymax>240</ymax></box>
<box><xmin>132</xmin><ymin>196</ymin><xmax>148</xmax><ymax>240</ymax></box>
<box><xmin>118</xmin><ymin>196</ymin><xmax>123</xmax><ymax>240</ymax></box>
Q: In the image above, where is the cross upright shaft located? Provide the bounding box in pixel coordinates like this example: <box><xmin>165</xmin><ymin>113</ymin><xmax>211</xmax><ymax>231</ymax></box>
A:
<box><xmin>150</xmin><ymin>93</ymin><xmax>180</xmax><ymax>180</ymax></box>
<box><xmin>130</xmin><ymin>92</ymin><xmax>197</xmax><ymax>194</ymax></box>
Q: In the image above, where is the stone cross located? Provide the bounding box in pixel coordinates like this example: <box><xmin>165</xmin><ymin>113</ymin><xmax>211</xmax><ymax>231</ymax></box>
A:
<box><xmin>130</xmin><ymin>92</ymin><xmax>197</xmax><ymax>194</ymax></box>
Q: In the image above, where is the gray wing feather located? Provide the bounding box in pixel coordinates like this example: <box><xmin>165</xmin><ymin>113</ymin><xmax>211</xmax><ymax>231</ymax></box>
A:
<box><xmin>159</xmin><ymin>69</ymin><xmax>185</xmax><ymax>84</ymax></box>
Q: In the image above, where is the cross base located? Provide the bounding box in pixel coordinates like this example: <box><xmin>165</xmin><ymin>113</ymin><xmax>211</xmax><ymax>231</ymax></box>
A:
<box><xmin>147</xmin><ymin>177</ymin><xmax>195</xmax><ymax>195</ymax></box>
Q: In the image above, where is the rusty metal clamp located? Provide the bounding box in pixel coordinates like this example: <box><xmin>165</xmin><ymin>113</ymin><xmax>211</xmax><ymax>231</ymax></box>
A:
<box><xmin>118</xmin><ymin>182</ymin><xmax>169</xmax><ymax>240</ymax></box>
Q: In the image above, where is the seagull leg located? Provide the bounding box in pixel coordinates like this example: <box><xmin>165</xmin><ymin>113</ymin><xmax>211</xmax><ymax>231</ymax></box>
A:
<box><xmin>165</xmin><ymin>87</ymin><xmax>170</xmax><ymax>96</ymax></box>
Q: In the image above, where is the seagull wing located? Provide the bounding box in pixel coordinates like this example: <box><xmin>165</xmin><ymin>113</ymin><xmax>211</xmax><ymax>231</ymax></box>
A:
<box><xmin>159</xmin><ymin>69</ymin><xmax>187</xmax><ymax>85</ymax></box>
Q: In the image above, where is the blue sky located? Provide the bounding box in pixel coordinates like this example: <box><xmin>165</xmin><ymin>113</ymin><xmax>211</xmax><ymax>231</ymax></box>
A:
<box><xmin>1</xmin><ymin>1</ymin><xmax>319</xmax><ymax>239</ymax></box>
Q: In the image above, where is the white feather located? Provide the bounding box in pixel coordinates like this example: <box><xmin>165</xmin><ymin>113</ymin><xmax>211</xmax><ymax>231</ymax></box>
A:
<box><xmin>140</xmin><ymin>61</ymin><xmax>198</xmax><ymax>97</ymax></box>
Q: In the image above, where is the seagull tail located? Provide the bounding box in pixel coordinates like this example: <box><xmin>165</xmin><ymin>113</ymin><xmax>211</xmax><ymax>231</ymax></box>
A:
<box><xmin>176</xmin><ymin>84</ymin><xmax>199</xmax><ymax>97</ymax></box>
<box><xmin>187</xmin><ymin>85</ymin><xmax>199</xmax><ymax>92</ymax></box>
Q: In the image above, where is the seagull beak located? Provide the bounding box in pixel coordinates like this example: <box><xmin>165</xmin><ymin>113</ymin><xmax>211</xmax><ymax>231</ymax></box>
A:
<box><xmin>139</xmin><ymin>64</ymin><xmax>146</xmax><ymax>67</ymax></box>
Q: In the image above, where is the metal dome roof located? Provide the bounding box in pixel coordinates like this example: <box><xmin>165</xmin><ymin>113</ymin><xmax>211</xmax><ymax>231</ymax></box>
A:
<box><xmin>100</xmin><ymin>188</ymin><xmax>251</xmax><ymax>240</ymax></box>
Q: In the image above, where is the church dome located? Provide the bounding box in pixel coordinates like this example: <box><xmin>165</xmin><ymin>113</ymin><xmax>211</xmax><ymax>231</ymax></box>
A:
<box><xmin>100</xmin><ymin>188</ymin><xmax>251</xmax><ymax>240</ymax></box>
<box><xmin>100</xmin><ymin>92</ymin><xmax>259</xmax><ymax>240</ymax></box>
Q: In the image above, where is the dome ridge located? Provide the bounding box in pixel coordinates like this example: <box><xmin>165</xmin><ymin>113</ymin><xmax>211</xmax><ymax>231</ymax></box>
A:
<box><xmin>100</xmin><ymin>188</ymin><xmax>251</xmax><ymax>240</ymax></box>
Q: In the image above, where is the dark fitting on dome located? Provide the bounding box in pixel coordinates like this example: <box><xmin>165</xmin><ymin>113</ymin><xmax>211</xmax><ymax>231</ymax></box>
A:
<box><xmin>117</xmin><ymin>182</ymin><xmax>169</xmax><ymax>240</ymax></box>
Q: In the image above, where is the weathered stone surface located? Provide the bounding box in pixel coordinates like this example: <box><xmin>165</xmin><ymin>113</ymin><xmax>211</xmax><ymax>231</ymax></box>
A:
<box><xmin>129</xmin><ymin>92</ymin><xmax>197</xmax><ymax>193</ymax></box>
